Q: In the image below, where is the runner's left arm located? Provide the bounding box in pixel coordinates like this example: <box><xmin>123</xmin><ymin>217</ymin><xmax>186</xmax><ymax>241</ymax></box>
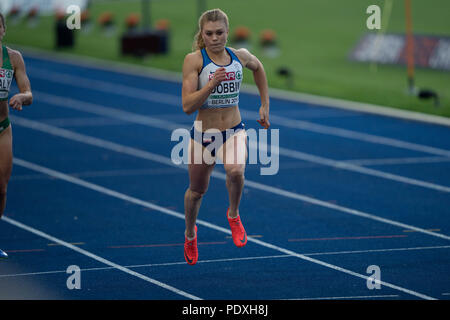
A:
<box><xmin>234</xmin><ymin>48</ymin><xmax>270</xmax><ymax>129</ymax></box>
<box><xmin>9</xmin><ymin>50</ymin><xmax>32</xmax><ymax>111</ymax></box>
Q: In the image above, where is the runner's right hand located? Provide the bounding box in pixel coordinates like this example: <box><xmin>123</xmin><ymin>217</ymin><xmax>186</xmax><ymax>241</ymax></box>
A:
<box><xmin>210</xmin><ymin>67</ymin><xmax>227</xmax><ymax>87</ymax></box>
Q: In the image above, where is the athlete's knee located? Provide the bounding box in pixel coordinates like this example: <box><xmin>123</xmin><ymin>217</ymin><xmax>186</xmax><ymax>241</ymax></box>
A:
<box><xmin>188</xmin><ymin>187</ymin><xmax>207</xmax><ymax>200</ymax></box>
<box><xmin>225</xmin><ymin>165</ymin><xmax>245</xmax><ymax>181</ymax></box>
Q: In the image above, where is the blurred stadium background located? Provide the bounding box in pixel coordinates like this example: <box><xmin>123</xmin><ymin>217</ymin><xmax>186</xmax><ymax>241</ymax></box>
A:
<box><xmin>1</xmin><ymin>0</ymin><xmax>449</xmax><ymax>117</ymax></box>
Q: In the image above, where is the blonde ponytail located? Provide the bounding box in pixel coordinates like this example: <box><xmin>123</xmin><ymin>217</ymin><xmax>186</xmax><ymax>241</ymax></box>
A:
<box><xmin>0</xmin><ymin>12</ymin><xmax>5</xmax><ymax>29</ymax></box>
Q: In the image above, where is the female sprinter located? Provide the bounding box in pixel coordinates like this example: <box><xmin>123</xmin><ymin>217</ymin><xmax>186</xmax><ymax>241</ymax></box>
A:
<box><xmin>182</xmin><ymin>8</ymin><xmax>270</xmax><ymax>265</ymax></box>
<box><xmin>0</xmin><ymin>12</ymin><xmax>33</xmax><ymax>259</ymax></box>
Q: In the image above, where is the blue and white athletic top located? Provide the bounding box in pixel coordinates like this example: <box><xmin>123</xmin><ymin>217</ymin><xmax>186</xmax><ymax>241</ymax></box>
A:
<box><xmin>198</xmin><ymin>47</ymin><xmax>243</xmax><ymax>109</ymax></box>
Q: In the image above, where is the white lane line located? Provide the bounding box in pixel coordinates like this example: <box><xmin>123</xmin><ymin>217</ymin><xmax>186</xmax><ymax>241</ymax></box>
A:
<box><xmin>262</xmin><ymin>86</ymin><xmax>450</xmax><ymax>127</ymax></box>
<box><xmin>35</xmin><ymin>91</ymin><xmax>184</xmax><ymax>130</ymax></box>
<box><xmin>10</xmin><ymin>158</ymin><xmax>437</xmax><ymax>300</ymax></box>
<box><xmin>0</xmin><ymin>269</ymin><xmax>69</xmax><ymax>279</ymax></box>
<box><xmin>253</xmin><ymin>141</ymin><xmax>450</xmax><ymax>193</ymax></box>
<box><xmin>272</xmin><ymin>158</ymin><xmax>450</xmax><ymax>170</ymax></box>
<box><xmin>286</xmin><ymin>295</ymin><xmax>399</xmax><ymax>300</ymax></box>
<box><xmin>305</xmin><ymin>245</ymin><xmax>450</xmax><ymax>256</ymax></box>
<box><xmin>27</xmin><ymin>67</ymin><xmax>181</xmax><ymax>107</ymax></box>
<box><xmin>41</xmin><ymin>117</ymin><xmax>126</xmax><ymax>127</ymax></box>
<box><xmin>1</xmin><ymin>216</ymin><xmax>201</xmax><ymax>300</ymax></box>
<box><xmin>242</xmin><ymin>176</ymin><xmax>450</xmax><ymax>241</ymax></box>
<box><xmin>11</xmin><ymin>116</ymin><xmax>450</xmax><ymax>241</ymax></box>
<box><xmin>3</xmin><ymin>245</ymin><xmax>450</xmax><ymax>279</ymax></box>
<box><xmin>11</xmin><ymin>167</ymin><xmax>183</xmax><ymax>181</ymax></box>
<box><xmin>33</xmin><ymin>92</ymin><xmax>450</xmax><ymax>193</ymax></box>
<box><xmin>343</xmin><ymin>156</ymin><xmax>450</xmax><ymax>166</ymax></box>
<box><xmin>29</xmin><ymin>69</ymin><xmax>450</xmax><ymax>156</ymax></box>
<box><xmin>266</xmin><ymin>113</ymin><xmax>450</xmax><ymax>158</ymax></box>
<box><xmin>0</xmin><ymin>255</ymin><xmax>292</xmax><ymax>279</ymax></box>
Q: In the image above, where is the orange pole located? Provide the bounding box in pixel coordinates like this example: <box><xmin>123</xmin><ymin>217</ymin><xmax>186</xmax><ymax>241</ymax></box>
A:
<box><xmin>404</xmin><ymin>0</ymin><xmax>415</xmax><ymax>91</ymax></box>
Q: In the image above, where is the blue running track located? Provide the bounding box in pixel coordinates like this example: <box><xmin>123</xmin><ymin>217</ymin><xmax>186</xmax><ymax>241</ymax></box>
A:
<box><xmin>0</xmin><ymin>51</ymin><xmax>449</xmax><ymax>301</ymax></box>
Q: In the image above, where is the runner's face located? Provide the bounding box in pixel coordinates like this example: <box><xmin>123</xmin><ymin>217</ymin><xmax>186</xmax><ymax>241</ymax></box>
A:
<box><xmin>202</xmin><ymin>21</ymin><xmax>228</xmax><ymax>52</ymax></box>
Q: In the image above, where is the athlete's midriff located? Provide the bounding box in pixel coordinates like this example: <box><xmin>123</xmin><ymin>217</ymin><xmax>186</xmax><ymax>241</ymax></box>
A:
<box><xmin>195</xmin><ymin>105</ymin><xmax>241</xmax><ymax>132</ymax></box>
<box><xmin>0</xmin><ymin>101</ymin><xmax>8</xmax><ymax>120</ymax></box>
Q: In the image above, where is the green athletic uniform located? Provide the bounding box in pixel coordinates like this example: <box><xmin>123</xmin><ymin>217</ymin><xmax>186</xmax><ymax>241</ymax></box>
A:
<box><xmin>0</xmin><ymin>45</ymin><xmax>13</xmax><ymax>134</ymax></box>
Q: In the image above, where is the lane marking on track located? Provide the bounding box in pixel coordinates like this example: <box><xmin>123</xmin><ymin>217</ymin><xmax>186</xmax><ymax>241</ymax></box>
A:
<box><xmin>288</xmin><ymin>234</ymin><xmax>408</xmax><ymax>241</ymax></box>
<box><xmin>107</xmin><ymin>241</ymin><xmax>227</xmax><ymax>249</ymax></box>
<box><xmin>2</xmin><ymin>215</ymin><xmax>202</xmax><ymax>300</ymax></box>
<box><xmin>48</xmin><ymin>242</ymin><xmax>85</xmax><ymax>246</ymax></box>
<box><xmin>2</xmin><ymin>245</ymin><xmax>449</xmax><ymax>279</ymax></box>
<box><xmin>7</xmin><ymin>158</ymin><xmax>438</xmax><ymax>300</ymax></box>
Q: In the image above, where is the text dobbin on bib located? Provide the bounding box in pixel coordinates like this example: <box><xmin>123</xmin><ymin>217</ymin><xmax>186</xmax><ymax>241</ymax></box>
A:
<box><xmin>198</xmin><ymin>47</ymin><xmax>243</xmax><ymax>109</ymax></box>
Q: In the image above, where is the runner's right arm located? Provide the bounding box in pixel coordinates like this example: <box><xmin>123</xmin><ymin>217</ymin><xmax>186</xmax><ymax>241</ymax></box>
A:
<box><xmin>182</xmin><ymin>52</ymin><xmax>226</xmax><ymax>114</ymax></box>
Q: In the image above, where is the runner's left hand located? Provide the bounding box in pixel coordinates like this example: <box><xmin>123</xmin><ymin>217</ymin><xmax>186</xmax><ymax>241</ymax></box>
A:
<box><xmin>257</xmin><ymin>105</ymin><xmax>270</xmax><ymax>129</ymax></box>
<box><xmin>9</xmin><ymin>94</ymin><xmax>24</xmax><ymax>111</ymax></box>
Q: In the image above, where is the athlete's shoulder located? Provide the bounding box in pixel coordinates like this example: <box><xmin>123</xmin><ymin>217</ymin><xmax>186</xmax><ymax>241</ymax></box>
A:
<box><xmin>183</xmin><ymin>50</ymin><xmax>203</xmax><ymax>75</ymax></box>
<box><xmin>228</xmin><ymin>47</ymin><xmax>252</xmax><ymax>66</ymax></box>
<box><xmin>184</xmin><ymin>50</ymin><xmax>202</xmax><ymax>64</ymax></box>
<box><xmin>228</xmin><ymin>47</ymin><xmax>249</xmax><ymax>55</ymax></box>
<box><xmin>6</xmin><ymin>47</ymin><xmax>22</xmax><ymax>58</ymax></box>
<box><xmin>5</xmin><ymin>47</ymin><xmax>25</xmax><ymax>69</ymax></box>
<box><xmin>183</xmin><ymin>50</ymin><xmax>203</xmax><ymax>70</ymax></box>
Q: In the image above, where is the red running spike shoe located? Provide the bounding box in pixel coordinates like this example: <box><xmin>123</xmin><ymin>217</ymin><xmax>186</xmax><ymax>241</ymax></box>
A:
<box><xmin>184</xmin><ymin>226</ymin><xmax>198</xmax><ymax>265</ymax></box>
<box><xmin>227</xmin><ymin>209</ymin><xmax>247</xmax><ymax>247</ymax></box>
